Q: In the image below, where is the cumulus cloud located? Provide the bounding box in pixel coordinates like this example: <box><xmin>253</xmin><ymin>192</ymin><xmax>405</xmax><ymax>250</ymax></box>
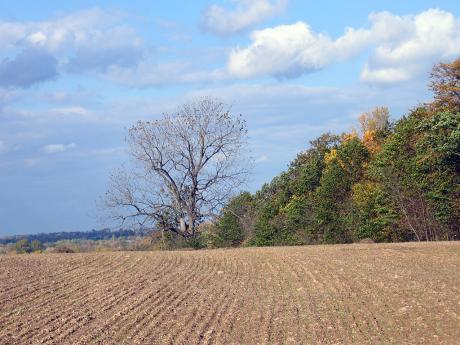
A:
<box><xmin>0</xmin><ymin>9</ymin><xmax>145</xmax><ymax>87</ymax></box>
<box><xmin>44</xmin><ymin>143</ymin><xmax>77</xmax><ymax>154</ymax></box>
<box><xmin>361</xmin><ymin>9</ymin><xmax>460</xmax><ymax>84</ymax></box>
<box><xmin>202</xmin><ymin>0</ymin><xmax>287</xmax><ymax>36</ymax></box>
<box><xmin>228</xmin><ymin>22</ymin><xmax>371</xmax><ymax>78</ymax></box>
<box><xmin>228</xmin><ymin>9</ymin><xmax>460</xmax><ymax>84</ymax></box>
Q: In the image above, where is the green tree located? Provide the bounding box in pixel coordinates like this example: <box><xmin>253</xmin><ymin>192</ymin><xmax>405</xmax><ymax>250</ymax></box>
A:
<box><xmin>415</xmin><ymin>111</ymin><xmax>460</xmax><ymax>239</ymax></box>
<box><xmin>350</xmin><ymin>182</ymin><xmax>399</xmax><ymax>242</ymax></box>
<box><xmin>313</xmin><ymin>136</ymin><xmax>370</xmax><ymax>243</ymax></box>
<box><xmin>215</xmin><ymin>192</ymin><xmax>253</xmax><ymax>247</ymax></box>
<box><xmin>370</xmin><ymin>107</ymin><xmax>457</xmax><ymax>241</ymax></box>
<box><xmin>251</xmin><ymin>133</ymin><xmax>341</xmax><ymax>246</ymax></box>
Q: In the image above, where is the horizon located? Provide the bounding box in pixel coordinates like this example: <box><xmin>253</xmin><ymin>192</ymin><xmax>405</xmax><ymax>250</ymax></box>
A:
<box><xmin>1</xmin><ymin>0</ymin><xmax>460</xmax><ymax>235</ymax></box>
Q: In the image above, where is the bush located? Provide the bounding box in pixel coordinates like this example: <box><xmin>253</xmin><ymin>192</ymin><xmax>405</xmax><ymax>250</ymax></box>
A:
<box><xmin>15</xmin><ymin>239</ymin><xmax>32</xmax><ymax>254</ymax></box>
<box><xmin>30</xmin><ymin>240</ymin><xmax>44</xmax><ymax>252</ymax></box>
<box><xmin>52</xmin><ymin>244</ymin><xmax>75</xmax><ymax>253</ymax></box>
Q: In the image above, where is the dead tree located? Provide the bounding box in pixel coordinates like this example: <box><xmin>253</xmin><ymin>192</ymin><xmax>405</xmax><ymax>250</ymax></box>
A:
<box><xmin>105</xmin><ymin>97</ymin><xmax>249</xmax><ymax>240</ymax></box>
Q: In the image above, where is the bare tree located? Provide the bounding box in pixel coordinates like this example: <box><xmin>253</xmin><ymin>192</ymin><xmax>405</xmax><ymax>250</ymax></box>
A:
<box><xmin>105</xmin><ymin>97</ymin><xmax>250</xmax><ymax>240</ymax></box>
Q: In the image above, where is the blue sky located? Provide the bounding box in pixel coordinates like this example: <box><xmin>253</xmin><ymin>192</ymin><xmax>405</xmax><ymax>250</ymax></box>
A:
<box><xmin>0</xmin><ymin>0</ymin><xmax>459</xmax><ymax>235</ymax></box>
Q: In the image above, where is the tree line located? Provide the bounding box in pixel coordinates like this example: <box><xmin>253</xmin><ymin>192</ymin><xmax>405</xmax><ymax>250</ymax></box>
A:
<box><xmin>0</xmin><ymin>228</ymin><xmax>148</xmax><ymax>245</ymax></box>
<box><xmin>106</xmin><ymin>56</ymin><xmax>459</xmax><ymax>249</ymax></box>
<box><xmin>210</xmin><ymin>57</ymin><xmax>460</xmax><ymax>247</ymax></box>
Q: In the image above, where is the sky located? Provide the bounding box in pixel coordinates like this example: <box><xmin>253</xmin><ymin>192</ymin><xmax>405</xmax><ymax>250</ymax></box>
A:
<box><xmin>0</xmin><ymin>0</ymin><xmax>459</xmax><ymax>235</ymax></box>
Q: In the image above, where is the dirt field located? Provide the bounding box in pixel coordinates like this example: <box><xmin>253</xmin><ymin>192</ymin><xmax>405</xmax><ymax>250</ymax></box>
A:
<box><xmin>0</xmin><ymin>242</ymin><xmax>459</xmax><ymax>345</ymax></box>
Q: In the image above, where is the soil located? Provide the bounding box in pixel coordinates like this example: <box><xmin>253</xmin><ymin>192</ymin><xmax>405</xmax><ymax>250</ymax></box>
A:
<box><xmin>1</xmin><ymin>242</ymin><xmax>459</xmax><ymax>344</ymax></box>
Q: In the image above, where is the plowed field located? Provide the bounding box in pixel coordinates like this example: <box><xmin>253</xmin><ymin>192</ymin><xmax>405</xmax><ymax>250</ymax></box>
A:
<box><xmin>1</xmin><ymin>242</ymin><xmax>459</xmax><ymax>344</ymax></box>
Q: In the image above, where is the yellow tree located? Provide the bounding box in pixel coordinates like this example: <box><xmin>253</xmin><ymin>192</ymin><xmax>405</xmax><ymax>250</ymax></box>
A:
<box><xmin>358</xmin><ymin>106</ymin><xmax>390</xmax><ymax>154</ymax></box>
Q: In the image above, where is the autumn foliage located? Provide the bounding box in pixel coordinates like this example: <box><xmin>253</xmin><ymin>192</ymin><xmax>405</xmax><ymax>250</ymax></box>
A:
<box><xmin>211</xmin><ymin>56</ymin><xmax>460</xmax><ymax>246</ymax></box>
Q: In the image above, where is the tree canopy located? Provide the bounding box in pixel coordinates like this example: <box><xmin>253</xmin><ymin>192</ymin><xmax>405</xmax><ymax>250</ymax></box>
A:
<box><xmin>208</xmin><ymin>56</ymin><xmax>460</xmax><ymax>247</ymax></box>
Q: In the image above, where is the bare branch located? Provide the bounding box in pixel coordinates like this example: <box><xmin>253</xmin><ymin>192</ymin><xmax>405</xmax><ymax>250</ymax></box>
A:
<box><xmin>105</xmin><ymin>97</ymin><xmax>251</xmax><ymax>239</ymax></box>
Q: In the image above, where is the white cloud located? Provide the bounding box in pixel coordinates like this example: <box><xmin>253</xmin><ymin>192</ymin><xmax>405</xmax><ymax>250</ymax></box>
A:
<box><xmin>202</xmin><ymin>0</ymin><xmax>287</xmax><ymax>36</ymax></box>
<box><xmin>0</xmin><ymin>140</ymin><xmax>6</xmax><ymax>153</ymax></box>
<box><xmin>228</xmin><ymin>9</ymin><xmax>460</xmax><ymax>84</ymax></box>
<box><xmin>44</xmin><ymin>143</ymin><xmax>77</xmax><ymax>154</ymax></box>
<box><xmin>0</xmin><ymin>9</ymin><xmax>145</xmax><ymax>87</ymax></box>
<box><xmin>361</xmin><ymin>9</ymin><xmax>460</xmax><ymax>84</ymax></box>
<box><xmin>360</xmin><ymin>65</ymin><xmax>415</xmax><ymax>84</ymax></box>
<box><xmin>228</xmin><ymin>22</ymin><xmax>371</xmax><ymax>78</ymax></box>
<box><xmin>17</xmin><ymin>9</ymin><xmax>140</xmax><ymax>55</ymax></box>
<box><xmin>27</xmin><ymin>31</ymin><xmax>47</xmax><ymax>45</ymax></box>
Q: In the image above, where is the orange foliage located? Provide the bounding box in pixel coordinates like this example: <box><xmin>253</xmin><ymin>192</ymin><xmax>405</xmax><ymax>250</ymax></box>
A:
<box><xmin>362</xmin><ymin>130</ymin><xmax>380</xmax><ymax>154</ymax></box>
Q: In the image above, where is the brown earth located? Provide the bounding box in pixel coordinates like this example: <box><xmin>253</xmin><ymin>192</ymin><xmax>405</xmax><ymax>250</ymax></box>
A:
<box><xmin>0</xmin><ymin>242</ymin><xmax>459</xmax><ymax>345</ymax></box>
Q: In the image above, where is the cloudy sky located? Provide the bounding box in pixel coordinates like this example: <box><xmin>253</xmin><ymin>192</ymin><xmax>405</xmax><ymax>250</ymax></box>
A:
<box><xmin>1</xmin><ymin>0</ymin><xmax>459</xmax><ymax>235</ymax></box>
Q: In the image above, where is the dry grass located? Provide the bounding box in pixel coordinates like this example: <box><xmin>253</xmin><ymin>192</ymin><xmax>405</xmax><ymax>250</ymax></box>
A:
<box><xmin>1</xmin><ymin>242</ymin><xmax>459</xmax><ymax>344</ymax></box>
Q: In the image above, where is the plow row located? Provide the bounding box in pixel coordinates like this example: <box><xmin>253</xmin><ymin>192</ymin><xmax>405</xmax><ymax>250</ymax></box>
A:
<box><xmin>1</xmin><ymin>242</ymin><xmax>459</xmax><ymax>344</ymax></box>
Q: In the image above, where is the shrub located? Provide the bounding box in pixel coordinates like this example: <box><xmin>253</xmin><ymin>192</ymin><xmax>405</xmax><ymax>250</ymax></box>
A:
<box><xmin>52</xmin><ymin>244</ymin><xmax>75</xmax><ymax>253</ymax></box>
<box><xmin>15</xmin><ymin>239</ymin><xmax>32</xmax><ymax>254</ymax></box>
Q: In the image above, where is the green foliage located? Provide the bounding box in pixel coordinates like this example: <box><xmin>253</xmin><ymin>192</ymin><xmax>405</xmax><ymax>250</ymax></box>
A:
<box><xmin>15</xmin><ymin>239</ymin><xmax>32</xmax><ymax>254</ymax></box>
<box><xmin>312</xmin><ymin>137</ymin><xmax>370</xmax><ymax>243</ymax></box>
<box><xmin>281</xmin><ymin>195</ymin><xmax>310</xmax><ymax>228</ymax></box>
<box><xmin>415</xmin><ymin>111</ymin><xmax>460</xmax><ymax>237</ymax></box>
<box><xmin>186</xmin><ymin>235</ymin><xmax>206</xmax><ymax>250</ymax></box>
<box><xmin>224</xmin><ymin>106</ymin><xmax>458</xmax><ymax>246</ymax></box>
<box><xmin>251</xmin><ymin>215</ymin><xmax>300</xmax><ymax>247</ymax></box>
<box><xmin>350</xmin><ymin>182</ymin><xmax>398</xmax><ymax>242</ymax></box>
<box><xmin>155</xmin><ymin>230</ymin><xmax>206</xmax><ymax>250</ymax></box>
<box><xmin>368</xmin><ymin>108</ymin><xmax>460</xmax><ymax>240</ymax></box>
<box><xmin>216</xmin><ymin>212</ymin><xmax>244</xmax><ymax>247</ymax></box>
<box><xmin>214</xmin><ymin>192</ymin><xmax>253</xmax><ymax>247</ymax></box>
<box><xmin>248</xmin><ymin>133</ymin><xmax>342</xmax><ymax>246</ymax></box>
<box><xmin>30</xmin><ymin>240</ymin><xmax>44</xmax><ymax>252</ymax></box>
<box><xmin>14</xmin><ymin>239</ymin><xmax>44</xmax><ymax>253</ymax></box>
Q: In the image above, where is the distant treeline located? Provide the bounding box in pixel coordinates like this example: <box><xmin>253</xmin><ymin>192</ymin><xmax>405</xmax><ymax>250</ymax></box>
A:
<box><xmin>0</xmin><ymin>228</ymin><xmax>151</xmax><ymax>245</ymax></box>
